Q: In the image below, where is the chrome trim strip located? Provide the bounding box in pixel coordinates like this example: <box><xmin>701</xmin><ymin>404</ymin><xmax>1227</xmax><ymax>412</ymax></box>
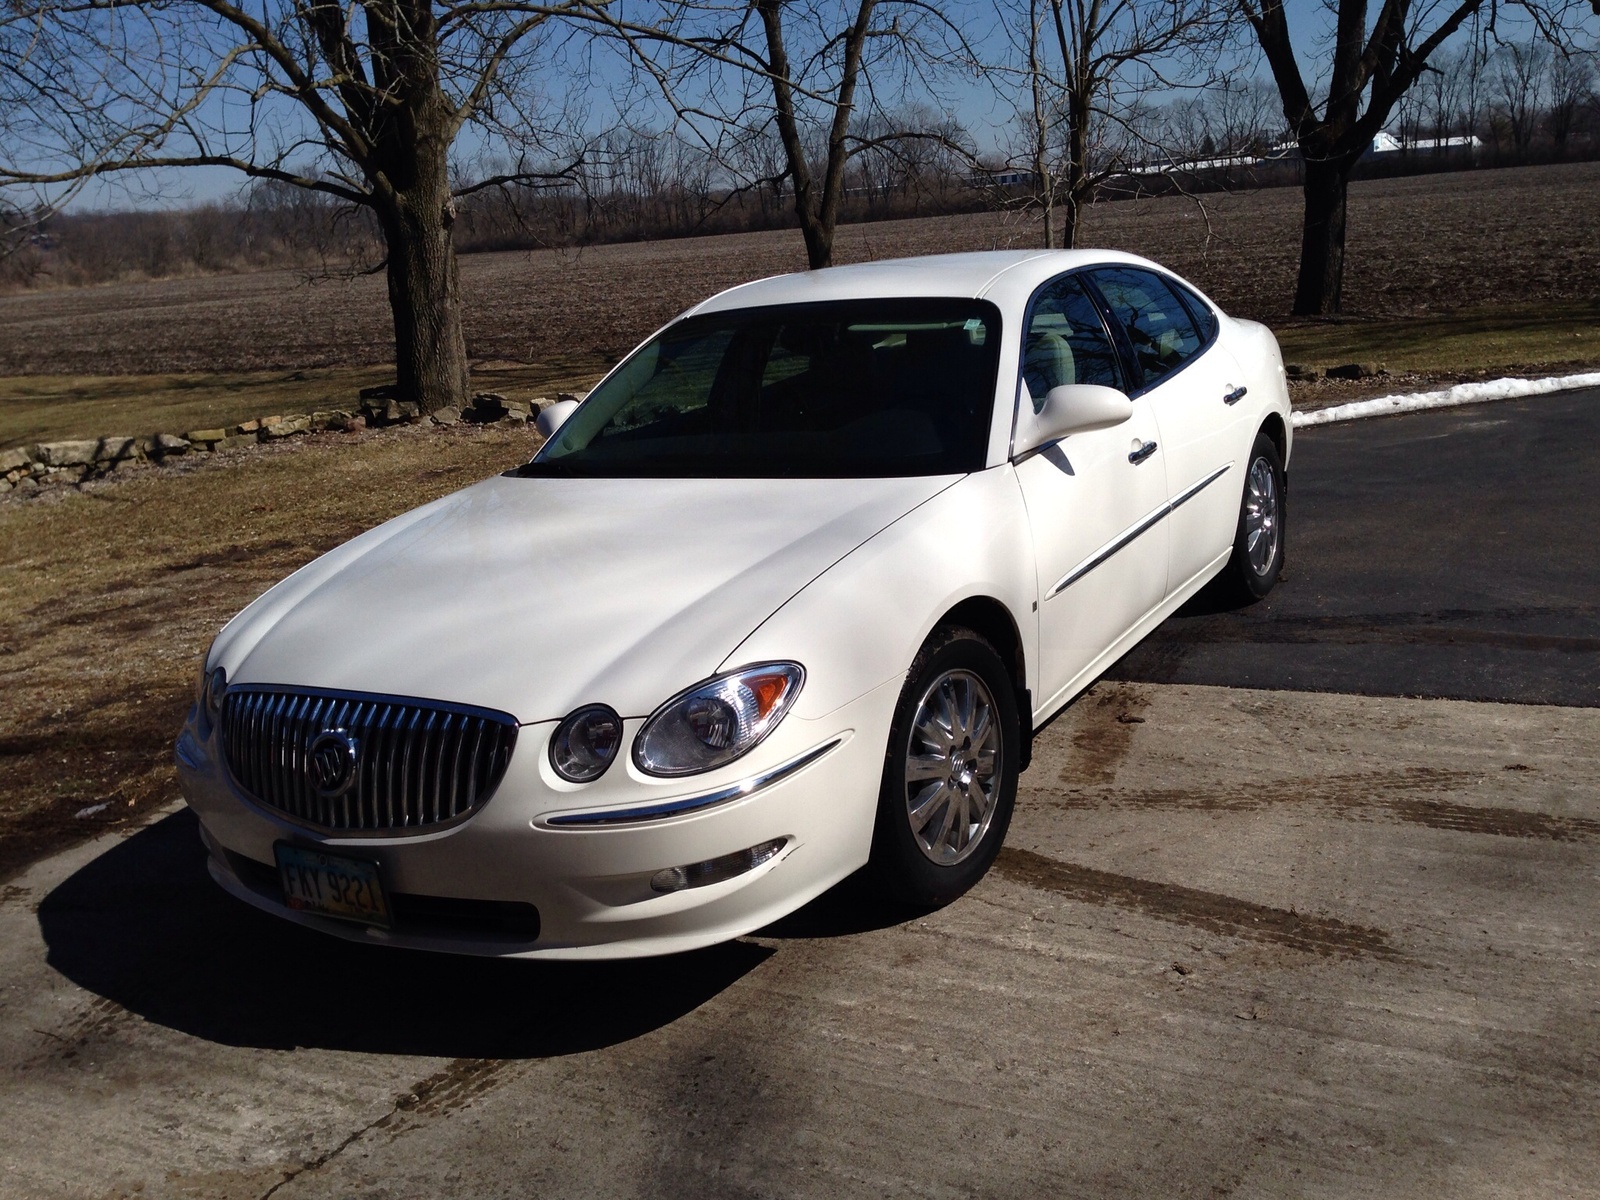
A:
<box><xmin>545</xmin><ymin>738</ymin><xmax>844</xmax><ymax>828</ymax></box>
<box><xmin>1046</xmin><ymin>462</ymin><xmax>1232</xmax><ymax>598</ymax></box>
<box><xmin>1046</xmin><ymin>503</ymin><xmax>1170</xmax><ymax>598</ymax></box>
<box><xmin>1170</xmin><ymin>462</ymin><xmax>1232</xmax><ymax>512</ymax></box>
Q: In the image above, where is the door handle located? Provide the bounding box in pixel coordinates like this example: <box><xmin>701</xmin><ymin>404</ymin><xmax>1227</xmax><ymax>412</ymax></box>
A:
<box><xmin>1224</xmin><ymin>386</ymin><xmax>1248</xmax><ymax>405</ymax></box>
<box><xmin>1128</xmin><ymin>440</ymin><xmax>1158</xmax><ymax>464</ymax></box>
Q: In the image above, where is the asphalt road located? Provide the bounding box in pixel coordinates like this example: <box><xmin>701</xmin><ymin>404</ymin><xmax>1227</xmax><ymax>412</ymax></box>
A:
<box><xmin>1110</xmin><ymin>388</ymin><xmax>1600</xmax><ymax>707</ymax></box>
<box><xmin>2</xmin><ymin>394</ymin><xmax>1598</xmax><ymax>1199</ymax></box>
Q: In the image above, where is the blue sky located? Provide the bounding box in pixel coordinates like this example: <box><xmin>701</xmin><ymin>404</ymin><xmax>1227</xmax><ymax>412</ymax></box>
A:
<box><xmin>66</xmin><ymin>2</ymin><xmax>1592</xmax><ymax>212</ymax></box>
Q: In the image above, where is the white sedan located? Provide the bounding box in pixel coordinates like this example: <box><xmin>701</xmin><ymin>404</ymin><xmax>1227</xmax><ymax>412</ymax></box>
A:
<box><xmin>175</xmin><ymin>250</ymin><xmax>1291</xmax><ymax>959</ymax></box>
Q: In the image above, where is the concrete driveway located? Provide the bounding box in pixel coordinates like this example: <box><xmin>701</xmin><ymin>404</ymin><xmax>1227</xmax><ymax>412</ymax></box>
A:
<box><xmin>2</xmin><ymin>394</ymin><xmax>1596</xmax><ymax>1199</ymax></box>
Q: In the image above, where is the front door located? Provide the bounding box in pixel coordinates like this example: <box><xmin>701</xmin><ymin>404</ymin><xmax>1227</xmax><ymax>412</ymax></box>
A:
<box><xmin>1013</xmin><ymin>273</ymin><xmax>1170</xmax><ymax>715</ymax></box>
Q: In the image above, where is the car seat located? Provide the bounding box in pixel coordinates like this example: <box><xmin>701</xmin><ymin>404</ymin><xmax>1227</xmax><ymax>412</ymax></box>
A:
<box><xmin>1023</xmin><ymin>330</ymin><xmax>1076</xmax><ymax>404</ymax></box>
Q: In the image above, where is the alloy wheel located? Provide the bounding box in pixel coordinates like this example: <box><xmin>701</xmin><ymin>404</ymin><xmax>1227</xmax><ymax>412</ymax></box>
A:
<box><xmin>1244</xmin><ymin>456</ymin><xmax>1280</xmax><ymax>576</ymax></box>
<box><xmin>903</xmin><ymin>669</ymin><xmax>1003</xmax><ymax>865</ymax></box>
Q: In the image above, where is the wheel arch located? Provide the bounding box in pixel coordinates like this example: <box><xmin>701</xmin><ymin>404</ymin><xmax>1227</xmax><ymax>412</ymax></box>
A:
<box><xmin>1260</xmin><ymin>411</ymin><xmax>1289</xmax><ymax>469</ymax></box>
<box><xmin>931</xmin><ymin>595</ymin><xmax>1032</xmax><ymax>771</ymax></box>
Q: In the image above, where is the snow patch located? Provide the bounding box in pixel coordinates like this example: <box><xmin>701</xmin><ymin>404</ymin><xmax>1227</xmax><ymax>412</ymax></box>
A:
<box><xmin>1291</xmin><ymin>372</ymin><xmax>1600</xmax><ymax>429</ymax></box>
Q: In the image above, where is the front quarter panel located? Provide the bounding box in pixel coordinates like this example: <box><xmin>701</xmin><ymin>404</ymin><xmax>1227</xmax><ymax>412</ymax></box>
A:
<box><xmin>723</xmin><ymin>467</ymin><xmax>1037</xmax><ymax>721</ymax></box>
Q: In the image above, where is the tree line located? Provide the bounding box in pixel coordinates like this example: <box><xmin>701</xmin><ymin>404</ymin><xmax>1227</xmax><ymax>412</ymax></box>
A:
<box><xmin>2</xmin><ymin>0</ymin><xmax>1596</xmax><ymax>411</ymax></box>
<box><xmin>5</xmin><ymin>51</ymin><xmax>1594</xmax><ymax>297</ymax></box>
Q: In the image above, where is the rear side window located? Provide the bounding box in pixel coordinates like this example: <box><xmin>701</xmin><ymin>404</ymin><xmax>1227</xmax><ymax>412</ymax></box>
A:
<box><xmin>1089</xmin><ymin>267</ymin><xmax>1204</xmax><ymax>388</ymax></box>
<box><xmin>1020</xmin><ymin>274</ymin><xmax>1123</xmax><ymax>410</ymax></box>
<box><xmin>1167</xmin><ymin>278</ymin><xmax>1219</xmax><ymax>343</ymax></box>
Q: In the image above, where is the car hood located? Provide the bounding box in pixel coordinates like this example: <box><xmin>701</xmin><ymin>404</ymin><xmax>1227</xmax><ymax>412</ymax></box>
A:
<box><xmin>214</xmin><ymin>472</ymin><xmax>956</xmax><ymax>722</ymax></box>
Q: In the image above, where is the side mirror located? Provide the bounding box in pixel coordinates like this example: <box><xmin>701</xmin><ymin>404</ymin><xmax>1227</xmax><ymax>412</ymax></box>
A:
<box><xmin>535</xmin><ymin>399</ymin><xmax>580</xmax><ymax>440</ymax></box>
<box><xmin>1012</xmin><ymin>384</ymin><xmax>1132</xmax><ymax>459</ymax></box>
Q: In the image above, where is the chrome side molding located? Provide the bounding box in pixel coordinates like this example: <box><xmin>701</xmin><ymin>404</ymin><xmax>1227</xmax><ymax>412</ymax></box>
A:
<box><xmin>1047</xmin><ymin>462</ymin><xmax>1233</xmax><ymax>598</ymax></box>
<box><xmin>543</xmin><ymin>738</ymin><xmax>845</xmax><ymax>827</ymax></box>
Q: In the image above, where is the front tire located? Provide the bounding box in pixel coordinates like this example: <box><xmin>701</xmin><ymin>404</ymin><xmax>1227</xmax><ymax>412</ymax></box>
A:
<box><xmin>869</xmin><ymin>626</ymin><xmax>1020</xmax><ymax>906</ymax></box>
<box><xmin>1221</xmin><ymin>430</ymin><xmax>1286</xmax><ymax>602</ymax></box>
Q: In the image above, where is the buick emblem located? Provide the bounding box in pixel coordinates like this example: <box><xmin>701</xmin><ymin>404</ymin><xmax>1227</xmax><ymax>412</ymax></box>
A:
<box><xmin>308</xmin><ymin>729</ymin><xmax>360</xmax><ymax>798</ymax></box>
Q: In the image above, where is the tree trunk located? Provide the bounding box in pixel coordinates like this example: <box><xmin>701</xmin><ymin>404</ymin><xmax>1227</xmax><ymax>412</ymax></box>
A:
<box><xmin>1057</xmin><ymin>74</ymin><xmax>1091</xmax><ymax>249</ymax></box>
<box><xmin>1058</xmin><ymin>189</ymin><xmax>1080</xmax><ymax>249</ymax></box>
<box><xmin>1028</xmin><ymin>0</ymin><xmax>1053</xmax><ymax>250</ymax></box>
<box><xmin>798</xmin><ymin>206</ymin><xmax>834</xmax><ymax>270</ymax></box>
<box><xmin>377</xmin><ymin>183</ymin><xmax>470</xmax><ymax>413</ymax></box>
<box><xmin>1293</xmin><ymin>158</ymin><xmax>1351</xmax><ymax>316</ymax></box>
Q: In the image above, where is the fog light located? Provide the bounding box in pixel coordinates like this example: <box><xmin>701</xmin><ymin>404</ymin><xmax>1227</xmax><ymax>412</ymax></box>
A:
<box><xmin>650</xmin><ymin>838</ymin><xmax>787</xmax><ymax>894</ymax></box>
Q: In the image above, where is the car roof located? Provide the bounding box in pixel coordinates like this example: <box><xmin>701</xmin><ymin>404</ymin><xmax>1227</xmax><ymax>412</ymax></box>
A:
<box><xmin>686</xmin><ymin>248</ymin><xmax>1176</xmax><ymax>317</ymax></box>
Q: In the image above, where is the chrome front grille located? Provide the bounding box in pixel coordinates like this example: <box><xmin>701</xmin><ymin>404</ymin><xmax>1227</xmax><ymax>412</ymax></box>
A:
<box><xmin>220</xmin><ymin>687</ymin><xmax>518</xmax><ymax>834</ymax></box>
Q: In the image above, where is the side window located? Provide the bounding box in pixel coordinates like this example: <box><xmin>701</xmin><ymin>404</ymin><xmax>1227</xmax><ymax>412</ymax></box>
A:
<box><xmin>1167</xmin><ymin>278</ymin><xmax>1219</xmax><ymax>344</ymax></box>
<box><xmin>1089</xmin><ymin>267</ymin><xmax>1204</xmax><ymax>388</ymax></box>
<box><xmin>1020</xmin><ymin>274</ymin><xmax>1122</xmax><ymax>410</ymax></box>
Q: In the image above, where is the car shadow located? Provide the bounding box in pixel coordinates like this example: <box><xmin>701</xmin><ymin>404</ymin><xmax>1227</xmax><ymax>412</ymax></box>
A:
<box><xmin>1166</xmin><ymin>574</ymin><xmax>1261</xmax><ymax>618</ymax></box>
<box><xmin>36</xmin><ymin>809</ymin><xmax>770</xmax><ymax>1059</ymax></box>
<box><xmin>754</xmin><ymin>867</ymin><xmax>921</xmax><ymax>940</ymax></box>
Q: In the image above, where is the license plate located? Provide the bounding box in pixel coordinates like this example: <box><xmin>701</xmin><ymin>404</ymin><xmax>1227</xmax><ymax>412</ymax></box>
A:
<box><xmin>274</xmin><ymin>844</ymin><xmax>391</xmax><ymax>928</ymax></box>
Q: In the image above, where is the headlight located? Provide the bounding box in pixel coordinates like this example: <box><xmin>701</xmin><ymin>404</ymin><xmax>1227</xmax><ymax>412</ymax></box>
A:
<box><xmin>550</xmin><ymin>704</ymin><xmax>623</xmax><ymax>783</ymax></box>
<box><xmin>634</xmin><ymin>663</ymin><xmax>804</xmax><ymax>777</ymax></box>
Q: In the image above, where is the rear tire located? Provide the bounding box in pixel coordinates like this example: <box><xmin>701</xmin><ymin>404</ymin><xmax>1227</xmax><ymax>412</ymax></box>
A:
<box><xmin>869</xmin><ymin>626</ymin><xmax>1020</xmax><ymax>906</ymax></box>
<box><xmin>1220</xmin><ymin>430</ymin><xmax>1286</xmax><ymax>603</ymax></box>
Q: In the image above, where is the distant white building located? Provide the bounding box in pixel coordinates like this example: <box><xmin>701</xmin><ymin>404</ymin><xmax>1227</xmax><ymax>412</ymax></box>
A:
<box><xmin>968</xmin><ymin>168</ymin><xmax>1040</xmax><ymax>189</ymax></box>
<box><xmin>1366</xmin><ymin>131</ymin><xmax>1484</xmax><ymax>156</ymax></box>
<box><xmin>1405</xmin><ymin>134</ymin><xmax>1484</xmax><ymax>153</ymax></box>
<box><xmin>1117</xmin><ymin>129</ymin><xmax>1485</xmax><ymax>176</ymax></box>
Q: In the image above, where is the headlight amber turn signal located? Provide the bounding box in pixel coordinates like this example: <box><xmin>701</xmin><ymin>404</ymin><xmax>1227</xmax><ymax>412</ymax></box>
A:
<box><xmin>633</xmin><ymin>663</ymin><xmax>803</xmax><ymax>777</ymax></box>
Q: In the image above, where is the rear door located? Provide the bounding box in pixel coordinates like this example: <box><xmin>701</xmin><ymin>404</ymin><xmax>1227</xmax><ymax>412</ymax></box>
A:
<box><xmin>1012</xmin><ymin>272</ymin><xmax>1170</xmax><ymax>714</ymax></box>
<box><xmin>1087</xmin><ymin>266</ymin><xmax>1251</xmax><ymax>593</ymax></box>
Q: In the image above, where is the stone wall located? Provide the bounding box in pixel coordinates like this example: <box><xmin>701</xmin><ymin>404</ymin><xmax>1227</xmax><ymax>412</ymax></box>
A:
<box><xmin>0</xmin><ymin>389</ymin><xmax>582</xmax><ymax>499</ymax></box>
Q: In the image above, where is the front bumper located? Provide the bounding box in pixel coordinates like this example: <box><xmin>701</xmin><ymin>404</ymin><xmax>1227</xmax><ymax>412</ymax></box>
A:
<box><xmin>176</xmin><ymin>677</ymin><xmax>899</xmax><ymax>959</ymax></box>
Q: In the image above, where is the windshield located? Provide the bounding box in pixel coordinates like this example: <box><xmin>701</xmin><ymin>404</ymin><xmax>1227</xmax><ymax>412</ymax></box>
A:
<box><xmin>521</xmin><ymin>299</ymin><xmax>1002</xmax><ymax>477</ymax></box>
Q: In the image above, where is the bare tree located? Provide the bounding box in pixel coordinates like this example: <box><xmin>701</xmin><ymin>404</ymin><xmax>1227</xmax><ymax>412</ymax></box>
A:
<box><xmin>1208</xmin><ymin>74</ymin><xmax>1282</xmax><ymax>153</ymax></box>
<box><xmin>0</xmin><ymin>1</ymin><xmax>606</xmax><ymax>411</ymax></box>
<box><xmin>1546</xmin><ymin>46</ymin><xmax>1596</xmax><ymax>145</ymax></box>
<box><xmin>1494</xmin><ymin>39</ymin><xmax>1552</xmax><ymax>149</ymax></box>
<box><xmin>1240</xmin><ymin>0</ymin><xmax>1593</xmax><ymax>317</ymax></box>
<box><xmin>0</xmin><ymin>9</ymin><xmax>87</xmax><ymax>258</ymax></box>
<box><xmin>849</xmin><ymin>104</ymin><xmax>971</xmax><ymax>215</ymax></box>
<box><xmin>617</xmin><ymin>0</ymin><xmax>976</xmax><ymax>269</ymax></box>
<box><xmin>1421</xmin><ymin>44</ymin><xmax>1471</xmax><ymax>137</ymax></box>
<box><xmin>998</xmin><ymin>0</ymin><xmax>1227</xmax><ymax>248</ymax></box>
<box><xmin>1152</xmin><ymin>74</ymin><xmax>1280</xmax><ymax>160</ymax></box>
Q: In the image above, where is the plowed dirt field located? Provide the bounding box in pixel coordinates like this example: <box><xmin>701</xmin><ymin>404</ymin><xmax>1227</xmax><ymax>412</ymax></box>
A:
<box><xmin>1</xmin><ymin>161</ymin><xmax>1595</xmax><ymax>378</ymax></box>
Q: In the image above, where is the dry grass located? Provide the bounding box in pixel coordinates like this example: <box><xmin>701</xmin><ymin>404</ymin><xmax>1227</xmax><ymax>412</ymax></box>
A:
<box><xmin>0</xmin><ymin>422</ymin><xmax>538</xmax><ymax>880</ymax></box>
<box><xmin>1278</xmin><ymin>299</ymin><xmax>1600</xmax><ymax>410</ymax></box>
<box><xmin>1273</xmin><ymin>302</ymin><xmax>1600</xmax><ymax>374</ymax></box>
